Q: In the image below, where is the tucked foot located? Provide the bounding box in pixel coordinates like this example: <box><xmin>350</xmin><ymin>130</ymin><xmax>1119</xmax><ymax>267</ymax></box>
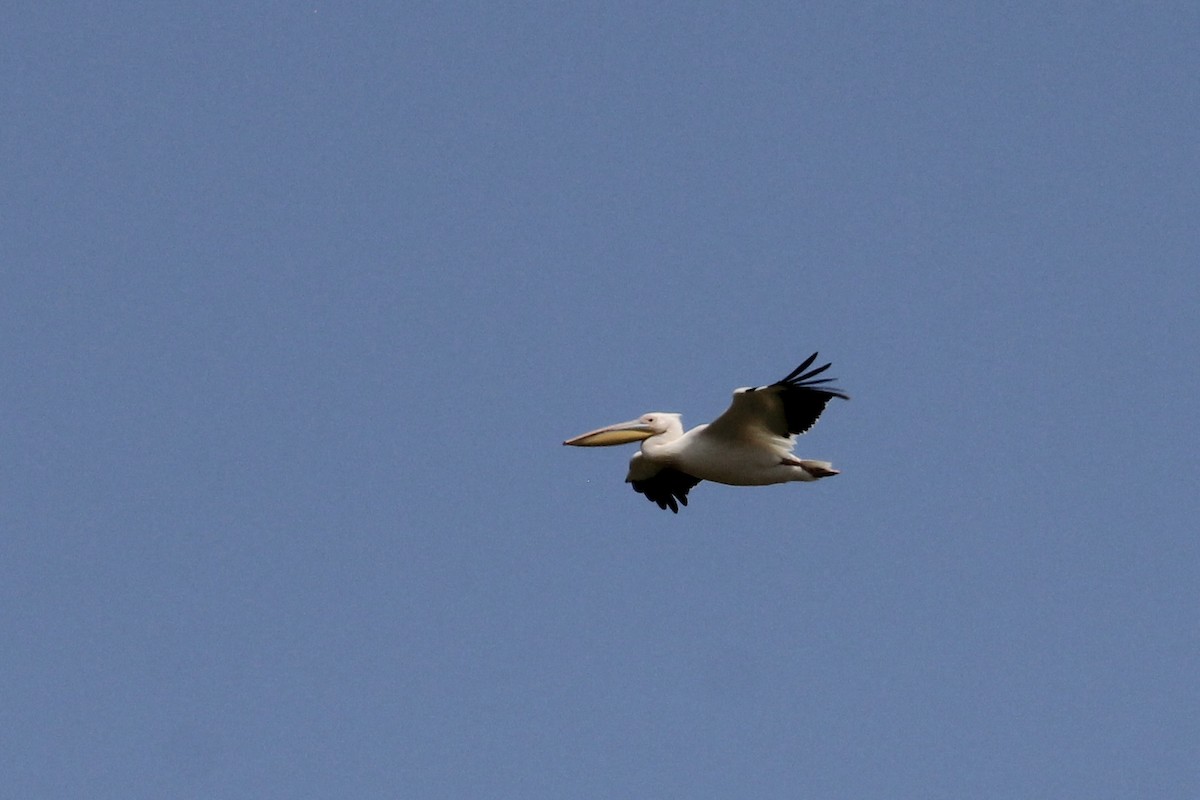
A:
<box><xmin>798</xmin><ymin>460</ymin><xmax>839</xmax><ymax>478</ymax></box>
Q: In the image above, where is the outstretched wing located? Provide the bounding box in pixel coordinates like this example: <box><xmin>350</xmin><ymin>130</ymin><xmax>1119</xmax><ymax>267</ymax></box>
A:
<box><xmin>627</xmin><ymin>463</ymin><xmax>702</xmax><ymax>513</ymax></box>
<box><xmin>705</xmin><ymin>352</ymin><xmax>850</xmax><ymax>441</ymax></box>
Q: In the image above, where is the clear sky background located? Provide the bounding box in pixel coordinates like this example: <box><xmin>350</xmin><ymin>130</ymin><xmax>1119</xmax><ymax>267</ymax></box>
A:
<box><xmin>4</xmin><ymin>3</ymin><xmax>1197</xmax><ymax>798</ymax></box>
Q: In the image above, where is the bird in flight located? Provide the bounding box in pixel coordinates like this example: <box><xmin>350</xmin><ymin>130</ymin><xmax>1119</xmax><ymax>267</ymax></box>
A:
<box><xmin>563</xmin><ymin>353</ymin><xmax>849</xmax><ymax>512</ymax></box>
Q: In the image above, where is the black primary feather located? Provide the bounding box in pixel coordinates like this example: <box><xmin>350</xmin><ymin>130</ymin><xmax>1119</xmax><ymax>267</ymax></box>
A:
<box><xmin>771</xmin><ymin>352</ymin><xmax>850</xmax><ymax>436</ymax></box>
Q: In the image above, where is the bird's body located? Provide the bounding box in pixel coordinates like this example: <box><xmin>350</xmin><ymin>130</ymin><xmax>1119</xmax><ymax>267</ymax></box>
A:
<box><xmin>629</xmin><ymin>422</ymin><xmax>820</xmax><ymax>486</ymax></box>
<box><xmin>564</xmin><ymin>353</ymin><xmax>848</xmax><ymax>512</ymax></box>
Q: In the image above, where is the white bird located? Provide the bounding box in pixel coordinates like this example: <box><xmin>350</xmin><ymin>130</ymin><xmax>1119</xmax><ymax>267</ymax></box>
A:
<box><xmin>563</xmin><ymin>353</ymin><xmax>849</xmax><ymax>512</ymax></box>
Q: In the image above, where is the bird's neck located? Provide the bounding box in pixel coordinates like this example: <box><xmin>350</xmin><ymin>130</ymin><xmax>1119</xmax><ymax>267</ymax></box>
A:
<box><xmin>641</xmin><ymin>430</ymin><xmax>685</xmax><ymax>460</ymax></box>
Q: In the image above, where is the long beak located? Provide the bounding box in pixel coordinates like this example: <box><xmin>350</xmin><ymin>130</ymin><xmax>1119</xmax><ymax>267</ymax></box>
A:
<box><xmin>563</xmin><ymin>418</ymin><xmax>656</xmax><ymax>447</ymax></box>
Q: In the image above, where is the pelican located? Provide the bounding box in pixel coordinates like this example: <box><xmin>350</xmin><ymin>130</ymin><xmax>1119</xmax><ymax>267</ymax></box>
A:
<box><xmin>563</xmin><ymin>353</ymin><xmax>849</xmax><ymax>512</ymax></box>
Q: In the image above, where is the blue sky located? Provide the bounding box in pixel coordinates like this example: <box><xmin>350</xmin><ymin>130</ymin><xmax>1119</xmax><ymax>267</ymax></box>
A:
<box><xmin>3</xmin><ymin>3</ymin><xmax>1197</xmax><ymax>798</ymax></box>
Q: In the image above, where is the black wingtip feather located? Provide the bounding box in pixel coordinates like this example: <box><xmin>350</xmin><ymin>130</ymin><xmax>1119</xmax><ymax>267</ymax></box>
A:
<box><xmin>773</xmin><ymin>353</ymin><xmax>849</xmax><ymax>401</ymax></box>
<box><xmin>779</xmin><ymin>352</ymin><xmax>819</xmax><ymax>383</ymax></box>
<box><xmin>769</xmin><ymin>353</ymin><xmax>850</xmax><ymax>435</ymax></box>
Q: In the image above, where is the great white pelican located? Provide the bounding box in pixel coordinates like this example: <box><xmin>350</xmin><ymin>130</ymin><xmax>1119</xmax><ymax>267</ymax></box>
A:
<box><xmin>563</xmin><ymin>353</ymin><xmax>849</xmax><ymax>512</ymax></box>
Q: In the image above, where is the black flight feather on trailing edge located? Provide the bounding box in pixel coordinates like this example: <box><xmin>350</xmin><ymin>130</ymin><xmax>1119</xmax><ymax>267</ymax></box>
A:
<box><xmin>628</xmin><ymin>468</ymin><xmax>702</xmax><ymax>514</ymax></box>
